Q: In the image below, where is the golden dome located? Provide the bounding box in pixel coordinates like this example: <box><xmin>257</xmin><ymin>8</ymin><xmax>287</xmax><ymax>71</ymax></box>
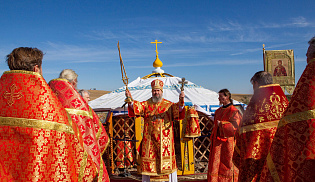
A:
<box><xmin>153</xmin><ymin>56</ymin><xmax>163</xmax><ymax>68</ymax></box>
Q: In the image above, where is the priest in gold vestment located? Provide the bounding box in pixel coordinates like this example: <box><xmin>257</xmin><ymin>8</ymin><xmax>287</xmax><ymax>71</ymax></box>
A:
<box><xmin>207</xmin><ymin>89</ymin><xmax>242</xmax><ymax>182</ymax></box>
<box><xmin>234</xmin><ymin>71</ymin><xmax>288</xmax><ymax>182</ymax></box>
<box><xmin>0</xmin><ymin>47</ymin><xmax>97</xmax><ymax>181</ymax></box>
<box><xmin>260</xmin><ymin>36</ymin><xmax>315</xmax><ymax>182</ymax></box>
<box><xmin>49</xmin><ymin>69</ymin><xmax>110</xmax><ymax>182</ymax></box>
<box><xmin>125</xmin><ymin>79</ymin><xmax>185</xmax><ymax>182</ymax></box>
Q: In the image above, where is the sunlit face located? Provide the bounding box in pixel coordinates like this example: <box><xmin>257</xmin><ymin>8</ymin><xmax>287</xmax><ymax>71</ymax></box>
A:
<box><xmin>152</xmin><ymin>89</ymin><xmax>163</xmax><ymax>103</ymax></box>
<box><xmin>218</xmin><ymin>92</ymin><xmax>230</xmax><ymax>106</ymax></box>
<box><xmin>83</xmin><ymin>92</ymin><xmax>90</xmax><ymax>103</ymax></box>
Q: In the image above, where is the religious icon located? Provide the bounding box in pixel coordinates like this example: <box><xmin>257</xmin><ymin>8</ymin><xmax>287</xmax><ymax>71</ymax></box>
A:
<box><xmin>263</xmin><ymin>46</ymin><xmax>295</xmax><ymax>94</ymax></box>
<box><xmin>272</xmin><ymin>59</ymin><xmax>288</xmax><ymax>77</ymax></box>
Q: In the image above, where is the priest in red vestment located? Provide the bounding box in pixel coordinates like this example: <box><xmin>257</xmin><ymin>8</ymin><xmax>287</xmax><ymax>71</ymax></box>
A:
<box><xmin>207</xmin><ymin>89</ymin><xmax>242</xmax><ymax>182</ymax></box>
<box><xmin>260</xmin><ymin>37</ymin><xmax>315</xmax><ymax>182</ymax></box>
<box><xmin>125</xmin><ymin>79</ymin><xmax>185</xmax><ymax>182</ymax></box>
<box><xmin>0</xmin><ymin>47</ymin><xmax>97</xmax><ymax>181</ymax></box>
<box><xmin>49</xmin><ymin>69</ymin><xmax>110</xmax><ymax>182</ymax></box>
<box><xmin>234</xmin><ymin>71</ymin><xmax>288</xmax><ymax>182</ymax></box>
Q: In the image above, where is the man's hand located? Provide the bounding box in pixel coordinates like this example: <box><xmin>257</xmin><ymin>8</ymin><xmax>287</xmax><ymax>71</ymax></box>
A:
<box><xmin>217</xmin><ymin>120</ymin><xmax>221</xmax><ymax>125</ymax></box>
<box><xmin>179</xmin><ymin>91</ymin><xmax>185</xmax><ymax>99</ymax></box>
<box><xmin>179</xmin><ymin>91</ymin><xmax>185</xmax><ymax>106</ymax></box>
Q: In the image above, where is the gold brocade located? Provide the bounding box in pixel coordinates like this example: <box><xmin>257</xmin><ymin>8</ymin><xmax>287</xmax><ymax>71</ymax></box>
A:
<box><xmin>0</xmin><ymin>71</ymin><xmax>98</xmax><ymax>181</ymax></box>
<box><xmin>78</xmin><ymin>150</ymin><xmax>89</xmax><ymax>182</ymax></box>
<box><xmin>278</xmin><ymin>109</ymin><xmax>315</xmax><ymax>128</ymax></box>
<box><xmin>0</xmin><ymin>116</ymin><xmax>74</xmax><ymax>134</ymax></box>
<box><xmin>239</xmin><ymin>120</ymin><xmax>279</xmax><ymax>134</ymax></box>
<box><xmin>97</xmin><ymin>155</ymin><xmax>104</xmax><ymax>182</ymax></box>
<box><xmin>49</xmin><ymin>78</ymin><xmax>110</xmax><ymax>182</ymax></box>
<box><xmin>259</xmin><ymin>83</ymin><xmax>281</xmax><ymax>88</ymax></box>
<box><xmin>65</xmin><ymin>108</ymin><xmax>93</xmax><ymax>119</ymax></box>
<box><xmin>130</xmin><ymin>98</ymin><xmax>181</xmax><ymax>176</ymax></box>
<box><xmin>308</xmin><ymin>58</ymin><xmax>315</xmax><ymax>64</ymax></box>
<box><xmin>266</xmin><ymin>153</ymin><xmax>281</xmax><ymax>182</ymax></box>
<box><xmin>3</xmin><ymin>70</ymin><xmax>42</xmax><ymax>76</ymax></box>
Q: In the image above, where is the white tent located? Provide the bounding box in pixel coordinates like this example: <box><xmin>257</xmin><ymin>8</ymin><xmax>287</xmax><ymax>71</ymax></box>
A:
<box><xmin>89</xmin><ymin>76</ymin><xmax>245</xmax><ymax>116</ymax></box>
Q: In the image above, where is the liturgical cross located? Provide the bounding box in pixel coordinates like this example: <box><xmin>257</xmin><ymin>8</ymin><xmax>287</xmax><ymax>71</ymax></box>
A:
<box><xmin>179</xmin><ymin>78</ymin><xmax>188</xmax><ymax>91</ymax></box>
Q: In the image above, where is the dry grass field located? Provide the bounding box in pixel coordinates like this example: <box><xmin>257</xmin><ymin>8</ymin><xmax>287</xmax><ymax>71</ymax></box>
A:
<box><xmin>232</xmin><ymin>94</ymin><xmax>253</xmax><ymax>104</ymax></box>
<box><xmin>88</xmin><ymin>90</ymin><xmax>111</xmax><ymax>101</ymax></box>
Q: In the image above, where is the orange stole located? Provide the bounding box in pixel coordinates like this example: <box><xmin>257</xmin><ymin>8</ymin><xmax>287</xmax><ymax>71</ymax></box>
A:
<box><xmin>184</xmin><ymin>107</ymin><xmax>201</xmax><ymax>138</ymax></box>
<box><xmin>49</xmin><ymin>78</ymin><xmax>110</xmax><ymax>182</ymax></box>
<box><xmin>260</xmin><ymin>59</ymin><xmax>315</xmax><ymax>182</ymax></box>
<box><xmin>0</xmin><ymin>70</ymin><xmax>96</xmax><ymax>181</ymax></box>
<box><xmin>207</xmin><ymin>105</ymin><xmax>242</xmax><ymax>182</ymax></box>
<box><xmin>128</xmin><ymin>98</ymin><xmax>184</xmax><ymax>180</ymax></box>
<box><xmin>235</xmin><ymin>84</ymin><xmax>288</xmax><ymax>182</ymax></box>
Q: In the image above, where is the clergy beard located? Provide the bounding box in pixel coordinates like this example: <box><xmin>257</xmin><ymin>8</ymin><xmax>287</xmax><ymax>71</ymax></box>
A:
<box><xmin>152</xmin><ymin>95</ymin><xmax>163</xmax><ymax>103</ymax></box>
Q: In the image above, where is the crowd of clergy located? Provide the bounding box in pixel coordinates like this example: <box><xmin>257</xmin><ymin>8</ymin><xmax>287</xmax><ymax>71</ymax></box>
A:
<box><xmin>0</xmin><ymin>36</ymin><xmax>314</xmax><ymax>182</ymax></box>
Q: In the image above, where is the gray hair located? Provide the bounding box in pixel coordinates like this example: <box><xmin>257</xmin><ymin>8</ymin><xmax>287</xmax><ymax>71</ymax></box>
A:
<box><xmin>78</xmin><ymin>89</ymin><xmax>90</xmax><ymax>97</ymax></box>
<box><xmin>308</xmin><ymin>36</ymin><xmax>315</xmax><ymax>59</ymax></box>
<box><xmin>59</xmin><ymin>69</ymin><xmax>78</xmax><ymax>83</ymax></box>
<box><xmin>250</xmin><ymin>71</ymin><xmax>273</xmax><ymax>86</ymax></box>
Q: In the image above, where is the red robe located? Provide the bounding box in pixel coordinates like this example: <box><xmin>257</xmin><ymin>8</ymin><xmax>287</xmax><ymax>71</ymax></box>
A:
<box><xmin>260</xmin><ymin>58</ymin><xmax>315</xmax><ymax>182</ymax></box>
<box><xmin>235</xmin><ymin>84</ymin><xmax>288</xmax><ymax>182</ymax></box>
<box><xmin>49</xmin><ymin>78</ymin><xmax>110</xmax><ymax>182</ymax></box>
<box><xmin>184</xmin><ymin>107</ymin><xmax>201</xmax><ymax>138</ymax></box>
<box><xmin>128</xmin><ymin>98</ymin><xmax>184</xmax><ymax>181</ymax></box>
<box><xmin>207</xmin><ymin>104</ymin><xmax>242</xmax><ymax>182</ymax></box>
<box><xmin>0</xmin><ymin>70</ymin><xmax>97</xmax><ymax>181</ymax></box>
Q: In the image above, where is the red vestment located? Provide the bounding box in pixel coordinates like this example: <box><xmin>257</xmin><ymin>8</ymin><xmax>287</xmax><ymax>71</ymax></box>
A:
<box><xmin>128</xmin><ymin>98</ymin><xmax>184</xmax><ymax>181</ymax></box>
<box><xmin>207</xmin><ymin>104</ymin><xmax>242</xmax><ymax>182</ymax></box>
<box><xmin>235</xmin><ymin>84</ymin><xmax>288</xmax><ymax>182</ymax></box>
<box><xmin>49</xmin><ymin>78</ymin><xmax>110</xmax><ymax>182</ymax></box>
<box><xmin>260</xmin><ymin>59</ymin><xmax>315</xmax><ymax>182</ymax></box>
<box><xmin>184</xmin><ymin>107</ymin><xmax>201</xmax><ymax>138</ymax></box>
<box><xmin>0</xmin><ymin>70</ymin><xmax>97</xmax><ymax>181</ymax></box>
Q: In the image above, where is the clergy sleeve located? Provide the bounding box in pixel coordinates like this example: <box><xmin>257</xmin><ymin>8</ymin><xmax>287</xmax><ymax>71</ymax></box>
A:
<box><xmin>128</xmin><ymin>100</ymin><xmax>146</xmax><ymax>117</ymax></box>
<box><xmin>219</xmin><ymin>111</ymin><xmax>241</xmax><ymax>138</ymax></box>
<box><xmin>172</xmin><ymin>102</ymin><xmax>185</xmax><ymax>120</ymax></box>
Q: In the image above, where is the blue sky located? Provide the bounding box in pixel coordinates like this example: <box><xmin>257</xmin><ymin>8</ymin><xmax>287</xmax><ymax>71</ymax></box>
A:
<box><xmin>0</xmin><ymin>1</ymin><xmax>314</xmax><ymax>94</ymax></box>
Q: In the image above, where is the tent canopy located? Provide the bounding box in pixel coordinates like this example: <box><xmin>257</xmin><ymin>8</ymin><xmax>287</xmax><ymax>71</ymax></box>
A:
<box><xmin>89</xmin><ymin>76</ymin><xmax>245</xmax><ymax>116</ymax></box>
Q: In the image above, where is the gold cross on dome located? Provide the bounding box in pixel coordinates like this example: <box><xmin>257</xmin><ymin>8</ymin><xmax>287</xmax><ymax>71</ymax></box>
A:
<box><xmin>151</xmin><ymin>40</ymin><xmax>162</xmax><ymax>55</ymax></box>
<box><xmin>3</xmin><ymin>84</ymin><xmax>23</xmax><ymax>106</ymax></box>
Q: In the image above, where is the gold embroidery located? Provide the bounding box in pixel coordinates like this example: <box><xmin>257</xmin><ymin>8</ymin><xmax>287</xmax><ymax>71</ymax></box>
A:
<box><xmin>0</xmin><ymin>116</ymin><xmax>74</xmax><ymax>134</ymax></box>
<box><xmin>97</xmin><ymin>157</ymin><xmax>104</xmax><ymax>182</ymax></box>
<box><xmin>49</xmin><ymin>78</ymin><xmax>69</xmax><ymax>83</ymax></box>
<box><xmin>3</xmin><ymin>84</ymin><xmax>22</xmax><ymax>106</ymax></box>
<box><xmin>3</xmin><ymin>70</ymin><xmax>42</xmax><ymax>76</ymax></box>
<box><xmin>308</xmin><ymin>58</ymin><xmax>315</xmax><ymax>64</ymax></box>
<box><xmin>78</xmin><ymin>150</ymin><xmax>89</xmax><ymax>182</ymax></box>
<box><xmin>65</xmin><ymin>108</ymin><xmax>93</xmax><ymax>119</ymax></box>
<box><xmin>266</xmin><ymin>152</ymin><xmax>281</xmax><ymax>182</ymax></box>
<box><xmin>259</xmin><ymin>84</ymin><xmax>280</xmax><ymax>88</ymax></box>
<box><xmin>240</xmin><ymin>120</ymin><xmax>279</xmax><ymax>134</ymax></box>
<box><xmin>278</xmin><ymin>109</ymin><xmax>315</xmax><ymax>128</ymax></box>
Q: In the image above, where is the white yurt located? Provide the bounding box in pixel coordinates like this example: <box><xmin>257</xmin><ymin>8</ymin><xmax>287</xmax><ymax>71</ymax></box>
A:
<box><xmin>91</xmin><ymin>41</ymin><xmax>245</xmax><ymax>180</ymax></box>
